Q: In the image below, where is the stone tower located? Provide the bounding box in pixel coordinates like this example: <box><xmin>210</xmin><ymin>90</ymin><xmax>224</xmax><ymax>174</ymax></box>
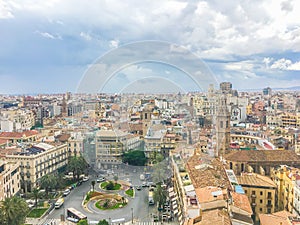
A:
<box><xmin>215</xmin><ymin>94</ymin><xmax>230</xmax><ymax>157</ymax></box>
<box><xmin>142</xmin><ymin>105</ymin><xmax>152</xmax><ymax>137</ymax></box>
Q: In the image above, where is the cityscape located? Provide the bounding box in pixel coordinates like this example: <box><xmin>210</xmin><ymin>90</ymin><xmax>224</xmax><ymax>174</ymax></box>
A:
<box><xmin>1</xmin><ymin>1</ymin><xmax>300</xmax><ymax>225</ymax></box>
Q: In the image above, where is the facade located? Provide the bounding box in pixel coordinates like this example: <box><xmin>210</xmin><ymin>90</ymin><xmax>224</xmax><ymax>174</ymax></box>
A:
<box><xmin>95</xmin><ymin>129</ymin><xmax>140</xmax><ymax>169</ymax></box>
<box><xmin>237</xmin><ymin>173</ymin><xmax>276</xmax><ymax>223</ymax></box>
<box><xmin>272</xmin><ymin>165</ymin><xmax>300</xmax><ymax>213</ymax></box>
<box><xmin>144</xmin><ymin>127</ymin><xmax>166</xmax><ymax>163</ymax></box>
<box><xmin>5</xmin><ymin>142</ymin><xmax>68</xmax><ymax>193</ymax></box>
<box><xmin>0</xmin><ymin>160</ymin><xmax>20</xmax><ymax>201</ymax></box>
<box><xmin>225</xmin><ymin>150</ymin><xmax>300</xmax><ymax>176</ymax></box>
<box><xmin>215</xmin><ymin>94</ymin><xmax>230</xmax><ymax>157</ymax></box>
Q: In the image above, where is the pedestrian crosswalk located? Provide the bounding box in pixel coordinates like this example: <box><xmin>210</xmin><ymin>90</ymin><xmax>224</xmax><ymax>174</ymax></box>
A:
<box><xmin>36</xmin><ymin>218</ymin><xmax>59</xmax><ymax>225</ymax></box>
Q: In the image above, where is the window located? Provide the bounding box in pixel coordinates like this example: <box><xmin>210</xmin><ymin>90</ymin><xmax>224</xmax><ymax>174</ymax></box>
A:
<box><xmin>260</xmin><ymin>191</ymin><xmax>263</xmax><ymax>196</ymax></box>
<box><xmin>260</xmin><ymin>199</ymin><xmax>263</xmax><ymax>203</ymax></box>
<box><xmin>260</xmin><ymin>208</ymin><xmax>262</xmax><ymax>212</ymax></box>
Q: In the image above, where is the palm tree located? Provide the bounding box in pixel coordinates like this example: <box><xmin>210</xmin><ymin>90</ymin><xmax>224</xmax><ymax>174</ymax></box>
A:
<box><xmin>0</xmin><ymin>196</ymin><xmax>29</xmax><ymax>225</ymax></box>
<box><xmin>32</xmin><ymin>187</ymin><xmax>39</xmax><ymax>208</ymax></box>
<box><xmin>40</xmin><ymin>174</ymin><xmax>56</xmax><ymax>197</ymax></box>
<box><xmin>91</xmin><ymin>180</ymin><xmax>96</xmax><ymax>191</ymax></box>
<box><xmin>113</xmin><ymin>175</ymin><xmax>118</xmax><ymax>184</ymax></box>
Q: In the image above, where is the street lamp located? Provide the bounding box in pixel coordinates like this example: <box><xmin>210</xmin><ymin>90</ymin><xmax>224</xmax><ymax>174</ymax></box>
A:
<box><xmin>131</xmin><ymin>208</ymin><xmax>133</xmax><ymax>223</ymax></box>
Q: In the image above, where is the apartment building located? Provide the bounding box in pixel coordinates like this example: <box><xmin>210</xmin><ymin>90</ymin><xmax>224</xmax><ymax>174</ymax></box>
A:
<box><xmin>272</xmin><ymin>165</ymin><xmax>300</xmax><ymax>213</ymax></box>
<box><xmin>95</xmin><ymin>129</ymin><xmax>140</xmax><ymax>169</ymax></box>
<box><xmin>0</xmin><ymin>160</ymin><xmax>20</xmax><ymax>201</ymax></box>
<box><xmin>5</xmin><ymin>142</ymin><xmax>68</xmax><ymax>192</ymax></box>
<box><xmin>237</xmin><ymin>173</ymin><xmax>276</xmax><ymax>223</ymax></box>
<box><xmin>0</xmin><ymin>108</ymin><xmax>35</xmax><ymax>132</ymax></box>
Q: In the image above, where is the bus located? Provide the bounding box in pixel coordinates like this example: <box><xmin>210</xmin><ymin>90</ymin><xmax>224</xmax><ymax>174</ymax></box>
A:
<box><xmin>66</xmin><ymin>207</ymin><xmax>87</xmax><ymax>223</ymax></box>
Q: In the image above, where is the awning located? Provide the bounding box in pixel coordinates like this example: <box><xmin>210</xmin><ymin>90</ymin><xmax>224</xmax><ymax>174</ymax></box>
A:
<box><xmin>174</xmin><ymin>209</ymin><xmax>178</xmax><ymax>215</ymax></box>
<box><xmin>168</xmin><ymin>187</ymin><xmax>174</xmax><ymax>192</ymax></box>
<box><xmin>172</xmin><ymin>203</ymin><xmax>178</xmax><ymax>209</ymax></box>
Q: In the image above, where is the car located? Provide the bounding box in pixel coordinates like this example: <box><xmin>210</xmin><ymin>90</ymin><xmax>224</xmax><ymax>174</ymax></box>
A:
<box><xmin>136</xmin><ymin>186</ymin><xmax>142</xmax><ymax>191</ymax></box>
<box><xmin>83</xmin><ymin>176</ymin><xmax>89</xmax><ymax>182</ymax></box>
<box><xmin>67</xmin><ymin>217</ymin><xmax>79</xmax><ymax>223</ymax></box>
<box><xmin>97</xmin><ymin>177</ymin><xmax>105</xmax><ymax>183</ymax></box>
<box><xmin>142</xmin><ymin>181</ymin><xmax>149</xmax><ymax>187</ymax></box>
<box><xmin>63</xmin><ymin>189</ymin><xmax>70</xmax><ymax>197</ymax></box>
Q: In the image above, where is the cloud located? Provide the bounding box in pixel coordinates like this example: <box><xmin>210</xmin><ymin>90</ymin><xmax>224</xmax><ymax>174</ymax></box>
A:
<box><xmin>109</xmin><ymin>39</ymin><xmax>119</xmax><ymax>48</ymax></box>
<box><xmin>80</xmin><ymin>32</ymin><xmax>92</xmax><ymax>41</ymax></box>
<box><xmin>0</xmin><ymin>1</ymin><xmax>14</xmax><ymax>19</ymax></box>
<box><xmin>270</xmin><ymin>58</ymin><xmax>300</xmax><ymax>71</ymax></box>
<box><xmin>35</xmin><ymin>30</ymin><xmax>62</xmax><ymax>40</ymax></box>
<box><xmin>281</xmin><ymin>0</ymin><xmax>294</xmax><ymax>12</ymax></box>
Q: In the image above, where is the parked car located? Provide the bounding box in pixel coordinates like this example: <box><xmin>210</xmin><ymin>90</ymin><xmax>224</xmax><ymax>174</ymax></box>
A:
<box><xmin>63</xmin><ymin>189</ymin><xmax>70</xmax><ymax>197</ymax></box>
<box><xmin>136</xmin><ymin>186</ymin><xmax>142</xmax><ymax>191</ymax></box>
<box><xmin>83</xmin><ymin>176</ymin><xmax>89</xmax><ymax>182</ymax></box>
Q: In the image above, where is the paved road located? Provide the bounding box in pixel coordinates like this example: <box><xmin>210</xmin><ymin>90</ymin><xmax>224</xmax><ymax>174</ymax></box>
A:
<box><xmin>45</xmin><ymin>168</ymin><xmax>153</xmax><ymax>223</ymax></box>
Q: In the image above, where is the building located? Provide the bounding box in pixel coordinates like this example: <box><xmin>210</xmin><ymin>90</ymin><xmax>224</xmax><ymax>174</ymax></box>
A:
<box><xmin>272</xmin><ymin>166</ymin><xmax>300</xmax><ymax>213</ymax></box>
<box><xmin>259</xmin><ymin>210</ymin><xmax>295</xmax><ymax>225</ymax></box>
<box><xmin>95</xmin><ymin>129</ymin><xmax>140</xmax><ymax>169</ymax></box>
<box><xmin>0</xmin><ymin>160</ymin><xmax>20</xmax><ymax>201</ymax></box>
<box><xmin>225</xmin><ymin>150</ymin><xmax>300</xmax><ymax>176</ymax></box>
<box><xmin>0</xmin><ymin>130</ymin><xmax>39</xmax><ymax>144</ymax></box>
<box><xmin>263</xmin><ymin>87</ymin><xmax>272</xmax><ymax>96</ymax></box>
<box><xmin>237</xmin><ymin>173</ymin><xmax>276</xmax><ymax>223</ymax></box>
<box><xmin>220</xmin><ymin>82</ymin><xmax>233</xmax><ymax>94</ymax></box>
<box><xmin>5</xmin><ymin>142</ymin><xmax>68</xmax><ymax>193</ymax></box>
<box><xmin>215</xmin><ymin>94</ymin><xmax>230</xmax><ymax>157</ymax></box>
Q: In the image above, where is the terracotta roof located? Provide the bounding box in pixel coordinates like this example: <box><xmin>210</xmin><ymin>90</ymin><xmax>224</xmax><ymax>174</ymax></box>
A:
<box><xmin>225</xmin><ymin>150</ymin><xmax>300</xmax><ymax>162</ymax></box>
<box><xmin>195</xmin><ymin>186</ymin><xmax>227</xmax><ymax>203</ymax></box>
<box><xmin>231</xmin><ymin>192</ymin><xmax>252</xmax><ymax>215</ymax></box>
<box><xmin>186</xmin><ymin>154</ymin><xmax>232</xmax><ymax>189</ymax></box>
<box><xmin>237</xmin><ymin>173</ymin><xmax>277</xmax><ymax>188</ymax></box>
<box><xmin>259</xmin><ymin>210</ymin><xmax>293</xmax><ymax>225</ymax></box>
<box><xmin>188</xmin><ymin>209</ymin><xmax>232</xmax><ymax>225</ymax></box>
<box><xmin>0</xmin><ymin>130</ymin><xmax>38</xmax><ymax>139</ymax></box>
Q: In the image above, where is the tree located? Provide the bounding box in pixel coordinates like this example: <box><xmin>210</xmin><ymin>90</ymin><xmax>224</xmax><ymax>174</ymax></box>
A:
<box><xmin>77</xmin><ymin>219</ymin><xmax>89</xmax><ymax>225</ymax></box>
<box><xmin>113</xmin><ymin>175</ymin><xmax>118</xmax><ymax>184</ymax></box>
<box><xmin>98</xmin><ymin>219</ymin><xmax>109</xmax><ymax>225</ymax></box>
<box><xmin>0</xmin><ymin>196</ymin><xmax>29</xmax><ymax>225</ymax></box>
<box><xmin>40</xmin><ymin>174</ymin><xmax>57</xmax><ymax>197</ymax></box>
<box><xmin>32</xmin><ymin>187</ymin><xmax>39</xmax><ymax>208</ymax></box>
<box><xmin>91</xmin><ymin>180</ymin><xmax>96</xmax><ymax>191</ymax></box>
<box><xmin>106</xmin><ymin>181</ymin><xmax>114</xmax><ymax>190</ymax></box>
<box><xmin>152</xmin><ymin>158</ymin><xmax>171</xmax><ymax>184</ymax></box>
<box><xmin>67</xmin><ymin>156</ymin><xmax>88</xmax><ymax>181</ymax></box>
<box><xmin>122</xmin><ymin>150</ymin><xmax>147</xmax><ymax>166</ymax></box>
<box><xmin>153</xmin><ymin>184</ymin><xmax>167</xmax><ymax>209</ymax></box>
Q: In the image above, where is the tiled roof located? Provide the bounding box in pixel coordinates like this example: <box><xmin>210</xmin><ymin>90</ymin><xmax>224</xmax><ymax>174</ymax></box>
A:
<box><xmin>259</xmin><ymin>210</ymin><xmax>293</xmax><ymax>225</ymax></box>
<box><xmin>237</xmin><ymin>173</ymin><xmax>277</xmax><ymax>188</ymax></box>
<box><xmin>225</xmin><ymin>150</ymin><xmax>300</xmax><ymax>162</ymax></box>
<box><xmin>195</xmin><ymin>186</ymin><xmax>226</xmax><ymax>203</ymax></box>
<box><xmin>0</xmin><ymin>130</ymin><xmax>38</xmax><ymax>138</ymax></box>
<box><xmin>188</xmin><ymin>209</ymin><xmax>232</xmax><ymax>225</ymax></box>
<box><xmin>231</xmin><ymin>192</ymin><xmax>252</xmax><ymax>215</ymax></box>
<box><xmin>186</xmin><ymin>154</ymin><xmax>232</xmax><ymax>189</ymax></box>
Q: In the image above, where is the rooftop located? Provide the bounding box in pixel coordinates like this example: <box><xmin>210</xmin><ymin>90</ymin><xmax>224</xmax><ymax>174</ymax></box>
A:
<box><xmin>186</xmin><ymin>154</ymin><xmax>232</xmax><ymax>190</ymax></box>
<box><xmin>225</xmin><ymin>150</ymin><xmax>300</xmax><ymax>163</ymax></box>
<box><xmin>237</xmin><ymin>173</ymin><xmax>277</xmax><ymax>188</ymax></box>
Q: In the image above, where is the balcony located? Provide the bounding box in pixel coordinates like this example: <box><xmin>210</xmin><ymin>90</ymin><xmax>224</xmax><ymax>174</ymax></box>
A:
<box><xmin>266</xmin><ymin>204</ymin><xmax>272</xmax><ymax>208</ymax></box>
<box><xmin>251</xmin><ymin>194</ymin><xmax>256</xmax><ymax>198</ymax></box>
<box><xmin>251</xmin><ymin>202</ymin><xmax>256</xmax><ymax>206</ymax></box>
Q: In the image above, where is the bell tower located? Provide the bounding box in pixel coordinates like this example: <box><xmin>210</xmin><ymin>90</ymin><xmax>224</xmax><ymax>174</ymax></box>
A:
<box><xmin>215</xmin><ymin>94</ymin><xmax>230</xmax><ymax>157</ymax></box>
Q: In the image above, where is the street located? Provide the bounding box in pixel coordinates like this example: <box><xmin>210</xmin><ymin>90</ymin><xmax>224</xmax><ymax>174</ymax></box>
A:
<box><xmin>45</xmin><ymin>167</ymin><xmax>155</xmax><ymax>223</ymax></box>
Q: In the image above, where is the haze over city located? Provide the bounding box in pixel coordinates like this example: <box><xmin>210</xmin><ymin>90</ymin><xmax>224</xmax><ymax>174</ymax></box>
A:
<box><xmin>1</xmin><ymin>0</ymin><xmax>300</xmax><ymax>94</ymax></box>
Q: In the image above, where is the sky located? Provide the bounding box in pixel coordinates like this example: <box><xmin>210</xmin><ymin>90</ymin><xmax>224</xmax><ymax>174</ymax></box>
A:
<box><xmin>0</xmin><ymin>0</ymin><xmax>300</xmax><ymax>94</ymax></box>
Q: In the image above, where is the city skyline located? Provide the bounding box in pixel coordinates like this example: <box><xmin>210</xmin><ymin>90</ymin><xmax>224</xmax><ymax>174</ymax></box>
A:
<box><xmin>1</xmin><ymin>0</ymin><xmax>300</xmax><ymax>94</ymax></box>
